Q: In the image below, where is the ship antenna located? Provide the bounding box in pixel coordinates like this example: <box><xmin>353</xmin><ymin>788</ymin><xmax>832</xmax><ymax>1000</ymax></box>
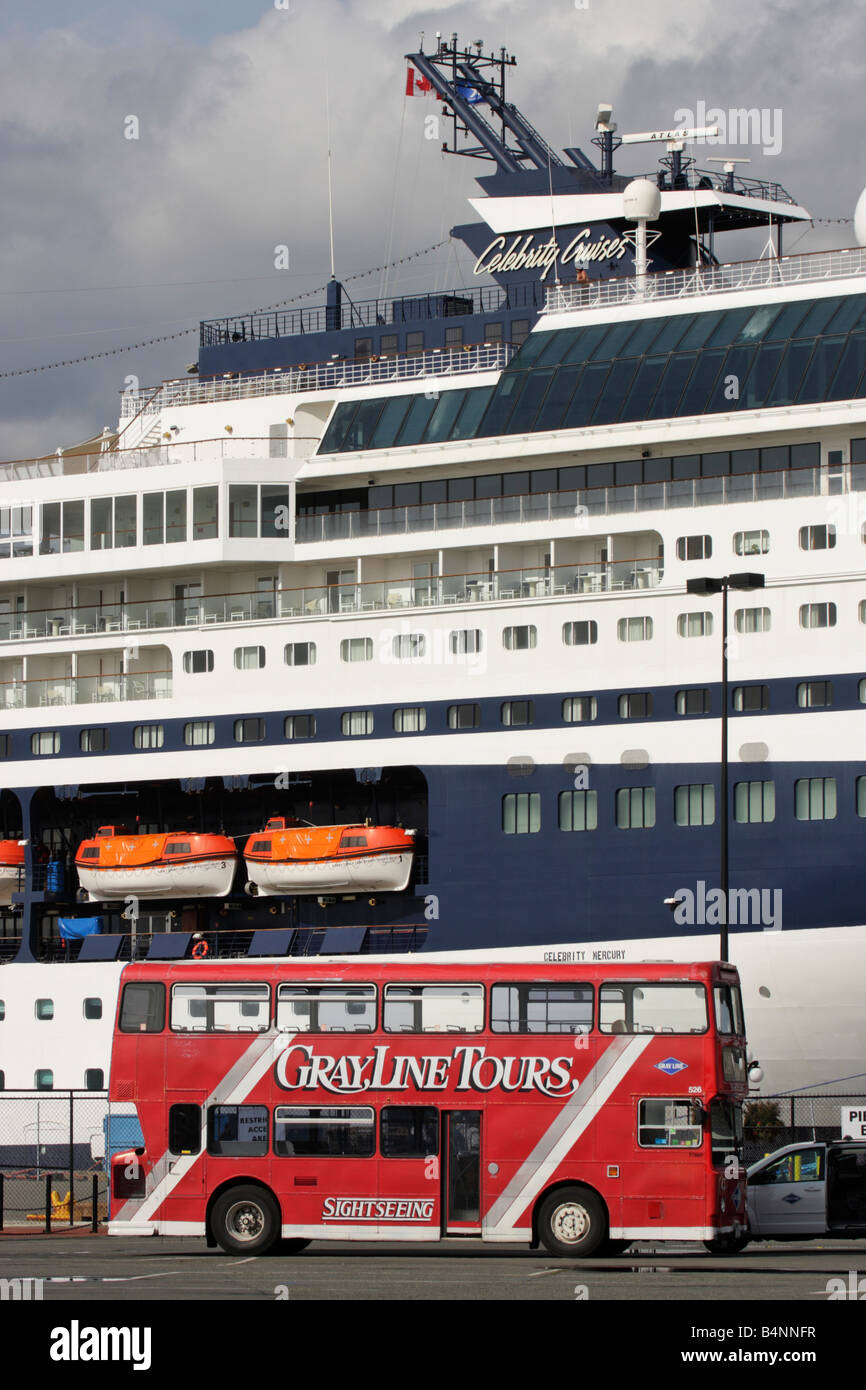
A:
<box><xmin>326</xmin><ymin>80</ymin><xmax>336</xmax><ymax>280</ymax></box>
<box><xmin>547</xmin><ymin>150</ymin><xmax>561</xmax><ymax>287</ymax></box>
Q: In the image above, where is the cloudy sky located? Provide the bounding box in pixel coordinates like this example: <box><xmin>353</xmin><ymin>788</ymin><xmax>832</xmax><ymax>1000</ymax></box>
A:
<box><xmin>0</xmin><ymin>0</ymin><xmax>861</xmax><ymax>460</ymax></box>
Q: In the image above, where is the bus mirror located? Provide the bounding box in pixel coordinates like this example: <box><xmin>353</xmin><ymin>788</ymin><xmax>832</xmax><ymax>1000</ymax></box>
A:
<box><xmin>689</xmin><ymin>1100</ymin><xmax>706</xmax><ymax>1126</ymax></box>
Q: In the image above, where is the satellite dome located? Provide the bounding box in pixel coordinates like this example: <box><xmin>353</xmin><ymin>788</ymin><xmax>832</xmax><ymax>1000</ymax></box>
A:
<box><xmin>855</xmin><ymin>187</ymin><xmax>866</xmax><ymax>247</ymax></box>
<box><xmin>623</xmin><ymin>178</ymin><xmax>662</xmax><ymax>223</ymax></box>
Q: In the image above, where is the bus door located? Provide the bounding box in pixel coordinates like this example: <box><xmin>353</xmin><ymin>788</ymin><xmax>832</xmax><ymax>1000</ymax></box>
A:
<box><xmin>442</xmin><ymin>1111</ymin><xmax>482</xmax><ymax>1234</ymax></box>
<box><xmin>166</xmin><ymin>1095</ymin><xmax>207</xmax><ymax>1195</ymax></box>
<box><xmin>377</xmin><ymin>1106</ymin><xmax>441</xmax><ymax>1238</ymax></box>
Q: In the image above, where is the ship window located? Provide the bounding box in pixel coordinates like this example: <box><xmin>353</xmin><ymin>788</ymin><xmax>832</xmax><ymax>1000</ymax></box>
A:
<box><xmin>733</xmin><ymin>685</ymin><xmax>769</xmax><ymax>712</ymax></box>
<box><xmin>797</xmin><ymin>681</ymin><xmax>832</xmax><ymax>709</ymax></box>
<box><xmin>734</xmin><ymin>529</ymin><xmax>769</xmax><ymax>555</ymax></box>
<box><xmin>85</xmin><ymin>1069</ymin><xmax>104</xmax><ymax>1090</ymax></box>
<box><xmin>677</xmin><ymin>611</ymin><xmax>713</xmax><ymax>637</ymax></box>
<box><xmin>83</xmin><ymin>998</ymin><xmax>102</xmax><ymax>1020</ymax></box>
<box><xmin>35</xmin><ymin>1070</ymin><xmax>53</xmax><ymax>1090</ymax></box>
<box><xmin>484</xmin><ymin>322</ymin><xmax>503</xmax><ymax>343</ymax></box>
<box><xmin>799</xmin><ymin>524</ymin><xmax>836</xmax><ymax>550</ymax></box>
<box><xmin>511</xmin><ymin>319</ymin><xmax>530</xmax><ymax>346</ymax></box>
<box><xmin>383</xmin><ymin>983</ymin><xmax>484</xmax><ymax>1033</ymax></box>
<box><xmin>406</xmin><ymin>331</ymin><xmax>424</xmax><ymax>354</ymax></box>
<box><xmin>234</xmin><ymin>718</ymin><xmax>265</xmax><ymax>742</ymax></box>
<box><xmin>276</xmin><ymin>984</ymin><xmax>376</xmax><ymax>1033</ymax></box>
<box><xmin>35</xmin><ymin>999</ymin><xmax>54</xmax><ymax>1020</ymax></box>
<box><xmin>734</xmin><ymin>781</ymin><xmax>775</xmax><ymax>823</ymax></box>
<box><xmin>134</xmin><ymin>724</ymin><xmax>164</xmax><ymax>749</ymax></box>
<box><xmin>393</xmin><ymin>706</ymin><xmax>426</xmax><ymax>732</ymax></box>
<box><xmin>675</xmin><ymin>784</ymin><xmax>715</xmax><ymax>826</ymax></box>
<box><xmin>234</xmin><ymin>646</ymin><xmax>265</xmax><ymax>670</ymax></box>
<box><xmin>676</xmin><ymin>535</ymin><xmax>712</xmax><ymax>560</ymax></box>
<box><xmin>0</xmin><ymin>504</ymin><xmax>33</xmax><ymax>558</ymax></box>
<box><xmin>450</xmin><ymin>629</ymin><xmax>483</xmax><ymax>655</ymax></box>
<box><xmin>447</xmin><ymin>703</ymin><xmax>480</xmax><ymax>729</ymax></box>
<box><xmin>164</xmin><ymin>842</ymin><xmax>191</xmax><ymax>855</ymax></box>
<box><xmin>392</xmin><ymin>634</ymin><xmax>426</xmax><ymax>659</ymax></box>
<box><xmin>562</xmin><ymin>696</ymin><xmax>597</xmax><ymax>723</ymax></box>
<box><xmin>354</xmin><ymin>337</ymin><xmax>373</xmax><ymax>358</ymax></box>
<box><xmin>192</xmin><ymin>486</ymin><xmax>218</xmax><ymax>540</ymax></box>
<box><xmin>340</xmin><ymin>834</ymin><xmax>367</xmax><ymax>848</ymax></box>
<box><xmin>503</xmin><ymin>625</ymin><xmax>536</xmax><ymax>650</ymax></box>
<box><xmin>857</xmin><ymin>777</ymin><xmax>866</xmax><ymax>818</ymax></box>
<box><xmin>31</xmin><ymin>732</ymin><xmax>60</xmax><ymax>755</ymax></box>
<box><xmin>340</xmin><ymin>638</ymin><xmax>373</xmax><ymax>663</ymax></box>
<box><xmin>502</xmin><ymin>793</ymin><xmax>541</xmax><ymax>835</ymax></box>
<box><xmin>0</xmin><ymin>1072</ymin><xmax>3</xmax><ymax>1088</ymax></box>
<box><xmin>228</xmin><ymin>484</ymin><xmax>258</xmax><ymax>538</ymax></box>
<box><xmin>563</xmin><ymin>621</ymin><xmax>598</xmax><ymax>646</ymax></box>
<box><xmin>739</xmin><ymin>606</ymin><xmax>772</xmax><ymax>633</ymax></box>
<box><xmin>501</xmin><ymin>701</ymin><xmax>535</xmax><ymax>727</ymax></box>
<box><xmin>80</xmin><ymin>847</ymin><xmax>99</xmax><ymax>859</ymax></box>
<box><xmin>615</xmin><ymin>788</ymin><xmax>656</xmax><ymax>829</ymax></box>
<box><xmin>284</xmin><ymin>642</ymin><xmax>316</xmax><ymax>666</ymax></box>
<box><xmin>261</xmin><ymin>485</ymin><xmax>290</xmax><ymax>539</ymax></box>
<box><xmin>341</xmin><ymin>710</ymin><xmax>373</xmax><ymax>736</ymax></box>
<box><xmin>676</xmin><ymin>688</ymin><xmax>711</xmax><ymax>715</ymax></box>
<box><xmin>183</xmin><ymin>650</ymin><xmax>214</xmax><ymax>674</ymax></box>
<box><xmin>799</xmin><ymin>602</ymin><xmax>836</xmax><ymax>629</ymax></box>
<box><xmin>617</xmin><ymin>616</ymin><xmax>653</xmax><ymax>643</ymax></box>
<box><xmin>0</xmin><ymin>1001</ymin><xmax>4</xmax><ymax>1021</ymax></box>
<box><xmin>114</xmin><ymin>496</ymin><xmax>136</xmax><ymax>547</ymax></box>
<box><xmin>249</xmin><ymin>839</ymin><xmax>271</xmax><ymax>853</ymax></box>
<box><xmin>795</xmin><ymin>777</ymin><xmax>837</xmax><ymax>820</ymax></box>
<box><xmin>208</xmin><ymin>1105</ymin><xmax>268</xmax><ymax>1157</ymax></box>
<box><xmin>80</xmin><ymin>728</ymin><xmax>109</xmax><ymax>752</ymax></box>
<box><xmin>184</xmin><ymin>721</ymin><xmax>215</xmax><ymax>746</ymax></box>
<box><xmin>284</xmin><ymin>714</ymin><xmax>317</xmax><ymax>739</ymax></box>
<box><xmin>618</xmin><ymin>692</ymin><xmax>653</xmax><ymax>719</ymax></box>
<box><xmin>0</xmin><ymin>735</ymin><xmax>11</xmax><ymax>757</ymax></box>
<box><xmin>380</xmin><ymin>334</ymin><xmax>398</xmax><ymax>355</ymax></box>
<box><xmin>558</xmin><ymin>791</ymin><xmax>598</xmax><ymax>833</ymax></box>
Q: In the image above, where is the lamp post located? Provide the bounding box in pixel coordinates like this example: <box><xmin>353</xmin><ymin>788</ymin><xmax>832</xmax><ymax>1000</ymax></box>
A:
<box><xmin>685</xmin><ymin>572</ymin><xmax>765</xmax><ymax>961</ymax></box>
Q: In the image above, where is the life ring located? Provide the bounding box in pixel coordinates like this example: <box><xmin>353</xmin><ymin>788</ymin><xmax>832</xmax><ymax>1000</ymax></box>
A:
<box><xmin>192</xmin><ymin>940</ymin><xmax>209</xmax><ymax>959</ymax></box>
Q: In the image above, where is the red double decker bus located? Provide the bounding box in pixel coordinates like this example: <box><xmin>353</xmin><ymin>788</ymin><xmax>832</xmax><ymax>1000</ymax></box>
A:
<box><xmin>108</xmin><ymin>957</ymin><xmax>748</xmax><ymax>1256</ymax></box>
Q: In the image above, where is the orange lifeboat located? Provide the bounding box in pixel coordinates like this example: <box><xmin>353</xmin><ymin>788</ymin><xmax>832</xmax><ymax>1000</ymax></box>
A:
<box><xmin>243</xmin><ymin>817</ymin><xmax>415</xmax><ymax>896</ymax></box>
<box><xmin>0</xmin><ymin>839</ymin><xmax>25</xmax><ymax>905</ymax></box>
<box><xmin>75</xmin><ymin>825</ymin><xmax>238</xmax><ymax>902</ymax></box>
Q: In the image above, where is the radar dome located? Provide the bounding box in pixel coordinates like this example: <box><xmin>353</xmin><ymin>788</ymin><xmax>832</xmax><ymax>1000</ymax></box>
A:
<box><xmin>623</xmin><ymin>178</ymin><xmax>662</xmax><ymax>223</ymax></box>
<box><xmin>855</xmin><ymin>187</ymin><xmax>866</xmax><ymax>247</ymax></box>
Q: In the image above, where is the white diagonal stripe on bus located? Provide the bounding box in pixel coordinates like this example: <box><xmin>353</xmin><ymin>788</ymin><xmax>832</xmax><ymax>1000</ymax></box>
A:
<box><xmin>485</xmin><ymin>1035</ymin><xmax>652</xmax><ymax>1233</ymax></box>
<box><xmin>113</xmin><ymin>1030</ymin><xmax>294</xmax><ymax>1226</ymax></box>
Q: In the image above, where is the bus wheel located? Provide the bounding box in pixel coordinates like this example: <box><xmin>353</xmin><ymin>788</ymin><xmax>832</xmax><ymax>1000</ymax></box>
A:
<box><xmin>538</xmin><ymin>1187</ymin><xmax>607</xmax><ymax>1258</ymax></box>
<box><xmin>212</xmin><ymin>1186</ymin><xmax>281</xmax><ymax>1256</ymax></box>
<box><xmin>704</xmin><ymin>1233</ymin><xmax>750</xmax><ymax>1254</ymax></box>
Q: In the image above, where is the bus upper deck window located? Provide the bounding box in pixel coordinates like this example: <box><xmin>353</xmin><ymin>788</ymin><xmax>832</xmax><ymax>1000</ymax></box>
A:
<box><xmin>119</xmin><ymin>982</ymin><xmax>165</xmax><ymax>1033</ymax></box>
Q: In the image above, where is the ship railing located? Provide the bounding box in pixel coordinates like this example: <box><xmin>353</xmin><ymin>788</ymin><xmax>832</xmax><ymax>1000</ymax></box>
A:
<box><xmin>119</xmin><ymin>343</ymin><xmax>515</xmax><ymax>416</ymax></box>
<box><xmin>198</xmin><ymin>280</ymin><xmax>545</xmax><ymax>348</ymax></box>
<box><xmin>0</xmin><ymin>437</ymin><xmax>280</xmax><ymax>483</ymax></box>
<box><xmin>544</xmin><ymin>246</ymin><xmax>866</xmax><ymax>315</ymax></box>
<box><xmin>0</xmin><ymin>670</ymin><xmax>171</xmax><ymax>710</ymax></box>
<box><xmin>296</xmin><ymin>462</ymin><xmax>859</xmax><ymax>543</ymax></box>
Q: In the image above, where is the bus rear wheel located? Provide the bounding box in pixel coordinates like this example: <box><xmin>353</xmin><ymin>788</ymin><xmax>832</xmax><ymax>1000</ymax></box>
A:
<box><xmin>538</xmin><ymin>1187</ymin><xmax>607</xmax><ymax>1258</ymax></box>
<box><xmin>212</xmin><ymin>1185</ymin><xmax>281</xmax><ymax>1256</ymax></box>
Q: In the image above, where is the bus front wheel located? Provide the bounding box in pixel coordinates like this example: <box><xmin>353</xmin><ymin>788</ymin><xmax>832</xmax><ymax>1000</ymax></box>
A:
<box><xmin>538</xmin><ymin>1187</ymin><xmax>607</xmax><ymax>1258</ymax></box>
<box><xmin>212</xmin><ymin>1185</ymin><xmax>281</xmax><ymax>1256</ymax></box>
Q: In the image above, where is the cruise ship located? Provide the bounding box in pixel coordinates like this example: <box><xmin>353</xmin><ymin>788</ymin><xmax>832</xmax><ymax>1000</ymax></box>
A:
<box><xmin>2</xmin><ymin>36</ymin><xmax>866</xmax><ymax>1107</ymax></box>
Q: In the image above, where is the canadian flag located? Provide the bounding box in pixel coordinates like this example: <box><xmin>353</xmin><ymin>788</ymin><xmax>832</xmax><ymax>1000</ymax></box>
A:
<box><xmin>406</xmin><ymin>66</ymin><xmax>435</xmax><ymax>97</ymax></box>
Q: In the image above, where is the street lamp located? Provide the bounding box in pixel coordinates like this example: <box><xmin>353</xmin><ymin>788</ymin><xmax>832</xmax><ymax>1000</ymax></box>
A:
<box><xmin>685</xmin><ymin>572</ymin><xmax>765</xmax><ymax>961</ymax></box>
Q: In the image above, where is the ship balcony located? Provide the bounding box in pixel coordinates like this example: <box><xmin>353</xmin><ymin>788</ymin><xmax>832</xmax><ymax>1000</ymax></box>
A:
<box><xmin>0</xmin><ymin>651</ymin><xmax>171</xmax><ymax>709</ymax></box>
<box><xmin>296</xmin><ymin>463</ymin><xmax>845</xmax><ymax>545</ymax></box>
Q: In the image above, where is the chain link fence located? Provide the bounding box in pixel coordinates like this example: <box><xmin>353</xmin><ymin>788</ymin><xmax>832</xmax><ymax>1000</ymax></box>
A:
<box><xmin>744</xmin><ymin>1094</ymin><xmax>866</xmax><ymax>1164</ymax></box>
<box><xmin>0</xmin><ymin>1092</ymin><xmax>126</xmax><ymax>1230</ymax></box>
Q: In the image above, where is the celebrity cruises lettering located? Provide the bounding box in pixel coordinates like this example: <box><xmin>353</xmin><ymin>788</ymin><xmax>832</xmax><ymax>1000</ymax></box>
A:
<box><xmin>473</xmin><ymin>228</ymin><xmax>629</xmax><ymax>280</ymax></box>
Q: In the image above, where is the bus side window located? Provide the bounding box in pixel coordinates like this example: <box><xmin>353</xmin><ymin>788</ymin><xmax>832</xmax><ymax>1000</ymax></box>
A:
<box><xmin>169</xmin><ymin>1103</ymin><xmax>202</xmax><ymax>1156</ymax></box>
<box><xmin>119</xmin><ymin>982</ymin><xmax>165</xmax><ymax>1033</ymax></box>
